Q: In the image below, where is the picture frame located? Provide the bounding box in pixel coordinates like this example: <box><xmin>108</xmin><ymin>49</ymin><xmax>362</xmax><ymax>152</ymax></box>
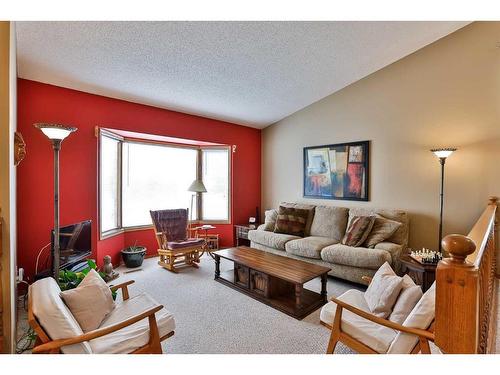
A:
<box><xmin>303</xmin><ymin>140</ymin><xmax>369</xmax><ymax>201</ymax></box>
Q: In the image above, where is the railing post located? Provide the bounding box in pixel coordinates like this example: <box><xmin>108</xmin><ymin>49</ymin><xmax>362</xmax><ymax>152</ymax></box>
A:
<box><xmin>435</xmin><ymin>234</ymin><xmax>478</xmax><ymax>353</ymax></box>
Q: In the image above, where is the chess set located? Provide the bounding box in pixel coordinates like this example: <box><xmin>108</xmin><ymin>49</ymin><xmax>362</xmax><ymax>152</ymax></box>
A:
<box><xmin>409</xmin><ymin>248</ymin><xmax>442</xmax><ymax>264</ymax></box>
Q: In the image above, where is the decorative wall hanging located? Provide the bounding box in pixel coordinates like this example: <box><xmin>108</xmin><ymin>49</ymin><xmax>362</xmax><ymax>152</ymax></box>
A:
<box><xmin>303</xmin><ymin>140</ymin><xmax>369</xmax><ymax>201</ymax></box>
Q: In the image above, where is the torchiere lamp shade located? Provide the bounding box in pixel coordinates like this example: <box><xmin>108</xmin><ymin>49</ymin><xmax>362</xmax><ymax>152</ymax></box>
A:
<box><xmin>188</xmin><ymin>179</ymin><xmax>207</xmax><ymax>193</ymax></box>
<box><xmin>34</xmin><ymin>123</ymin><xmax>77</xmax><ymax>141</ymax></box>
<box><xmin>431</xmin><ymin>148</ymin><xmax>457</xmax><ymax>159</ymax></box>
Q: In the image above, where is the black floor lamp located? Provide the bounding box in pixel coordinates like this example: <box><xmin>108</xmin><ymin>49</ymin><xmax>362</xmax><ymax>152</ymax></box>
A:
<box><xmin>430</xmin><ymin>147</ymin><xmax>457</xmax><ymax>253</ymax></box>
<box><xmin>35</xmin><ymin>123</ymin><xmax>77</xmax><ymax>280</ymax></box>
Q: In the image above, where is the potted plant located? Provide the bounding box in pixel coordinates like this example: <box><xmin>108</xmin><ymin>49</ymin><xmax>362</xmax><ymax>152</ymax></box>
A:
<box><xmin>121</xmin><ymin>241</ymin><xmax>146</xmax><ymax>268</ymax></box>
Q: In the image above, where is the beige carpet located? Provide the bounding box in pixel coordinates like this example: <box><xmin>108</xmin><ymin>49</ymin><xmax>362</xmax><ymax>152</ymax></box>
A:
<box><xmin>115</xmin><ymin>255</ymin><xmax>364</xmax><ymax>354</ymax></box>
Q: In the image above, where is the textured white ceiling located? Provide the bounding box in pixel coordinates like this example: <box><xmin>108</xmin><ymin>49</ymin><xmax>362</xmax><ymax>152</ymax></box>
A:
<box><xmin>16</xmin><ymin>21</ymin><xmax>469</xmax><ymax>128</ymax></box>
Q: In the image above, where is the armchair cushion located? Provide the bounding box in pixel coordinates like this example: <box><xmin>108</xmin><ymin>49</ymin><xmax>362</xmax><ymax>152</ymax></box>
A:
<box><xmin>31</xmin><ymin>277</ymin><xmax>92</xmax><ymax>354</ymax></box>
<box><xmin>364</xmin><ymin>262</ymin><xmax>403</xmax><ymax>318</ymax></box>
<box><xmin>167</xmin><ymin>238</ymin><xmax>204</xmax><ymax>249</ymax></box>
<box><xmin>320</xmin><ymin>289</ymin><xmax>397</xmax><ymax>353</ymax></box>
<box><xmin>387</xmin><ymin>282</ymin><xmax>436</xmax><ymax>354</ymax></box>
<box><xmin>388</xmin><ymin>275</ymin><xmax>423</xmax><ymax>324</ymax></box>
<box><xmin>89</xmin><ymin>293</ymin><xmax>175</xmax><ymax>354</ymax></box>
<box><xmin>60</xmin><ymin>269</ymin><xmax>115</xmax><ymax>332</ymax></box>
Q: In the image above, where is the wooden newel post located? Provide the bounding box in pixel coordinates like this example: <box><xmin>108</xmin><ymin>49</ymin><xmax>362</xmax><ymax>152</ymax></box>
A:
<box><xmin>435</xmin><ymin>234</ymin><xmax>478</xmax><ymax>353</ymax></box>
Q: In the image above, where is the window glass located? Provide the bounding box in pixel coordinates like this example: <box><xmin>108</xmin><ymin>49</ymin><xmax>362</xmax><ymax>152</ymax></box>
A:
<box><xmin>100</xmin><ymin>135</ymin><xmax>120</xmax><ymax>232</ymax></box>
<box><xmin>202</xmin><ymin>148</ymin><xmax>230</xmax><ymax>221</ymax></box>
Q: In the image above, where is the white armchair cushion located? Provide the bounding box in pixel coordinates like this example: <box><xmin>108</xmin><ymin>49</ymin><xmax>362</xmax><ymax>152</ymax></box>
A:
<box><xmin>30</xmin><ymin>277</ymin><xmax>92</xmax><ymax>354</ymax></box>
<box><xmin>364</xmin><ymin>262</ymin><xmax>403</xmax><ymax>318</ymax></box>
<box><xmin>388</xmin><ymin>275</ymin><xmax>423</xmax><ymax>324</ymax></box>
<box><xmin>89</xmin><ymin>293</ymin><xmax>175</xmax><ymax>354</ymax></box>
<box><xmin>387</xmin><ymin>282</ymin><xmax>436</xmax><ymax>354</ymax></box>
<box><xmin>60</xmin><ymin>269</ymin><xmax>115</xmax><ymax>332</ymax></box>
<box><xmin>320</xmin><ymin>289</ymin><xmax>397</xmax><ymax>353</ymax></box>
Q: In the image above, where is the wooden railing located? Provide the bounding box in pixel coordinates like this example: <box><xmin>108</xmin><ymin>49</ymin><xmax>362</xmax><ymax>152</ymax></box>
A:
<box><xmin>435</xmin><ymin>197</ymin><xmax>498</xmax><ymax>353</ymax></box>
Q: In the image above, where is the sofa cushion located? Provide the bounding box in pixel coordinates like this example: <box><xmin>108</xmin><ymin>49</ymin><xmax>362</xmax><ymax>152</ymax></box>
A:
<box><xmin>30</xmin><ymin>277</ymin><xmax>92</xmax><ymax>354</ymax></box>
<box><xmin>60</xmin><ymin>269</ymin><xmax>115</xmax><ymax>332</ymax></box>
<box><xmin>387</xmin><ymin>282</ymin><xmax>435</xmax><ymax>354</ymax></box>
<box><xmin>274</xmin><ymin>206</ymin><xmax>310</xmax><ymax>237</ymax></box>
<box><xmin>364</xmin><ymin>216</ymin><xmax>402</xmax><ymax>248</ymax></box>
<box><xmin>321</xmin><ymin>243</ymin><xmax>391</xmax><ymax>270</ymax></box>
<box><xmin>342</xmin><ymin>216</ymin><xmax>376</xmax><ymax>247</ymax></box>
<box><xmin>89</xmin><ymin>293</ymin><xmax>175</xmax><ymax>354</ymax></box>
<box><xmin>388</xmin><ymin>275</ymin><xmax>423</xmax><ymax>324</ymax></box>
<box><xmin>309</xmin><ymin>206</ymin><xmax>349</xmax><ymax>241</ymax></box>
<box><xmin>280</xmin><ymin>202</ymin><xmax>315</xmax><ymax>236</ymax></box>
<box><xmin>248</xmin><ymin>229</ymin><xmax>300</xmax><ymax>250</ymax></box>
<box><xmin>320</xmin><ymin>289</ymin><xmax>397</xmax><ymax>353</ymax></box>
<box><xmin>348</xmin><ymin>208</ymin><xmax>409</xmax><ymax>246</ymax></box>
<box><xmin>364</xmin><ymin>262</ymin><xmax>403</xmax><ymax>318</ymax></box>
<box><xmin>285</xmin><ymin>236</ymin><xmax>338</xmax><ymax>259</ymax></box>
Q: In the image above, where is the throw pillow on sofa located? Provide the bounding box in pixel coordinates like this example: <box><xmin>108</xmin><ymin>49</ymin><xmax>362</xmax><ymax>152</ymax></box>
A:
<box><xmin>273</xmin><ymin>206</ymin><xmax>309</xmax><ymax>237</ymax></box>
<box><xmin>60</xmin><ymin>269</ymin><xmax>115</xmax><ymax>332</ymax></box>
<box><xmin>341</xmin><ymin>215</ymin><xmax>376</xmax><ymax>247</ymax></box>
<box><xmin>364</xmin><ymin>215</ymin><xmax>402</xmax><ymax>248</ymax></box>
<box><xmin>364</xmin><ymin>262</ymin><xmax>404</xmax><ymax>318</ymax></box>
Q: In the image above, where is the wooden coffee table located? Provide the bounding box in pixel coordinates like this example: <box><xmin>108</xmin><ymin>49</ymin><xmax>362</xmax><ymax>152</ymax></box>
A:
<box><xmin>213</xmin><ymin>246</ymin><xmax>331</xmax><ymax>320</ymax></box>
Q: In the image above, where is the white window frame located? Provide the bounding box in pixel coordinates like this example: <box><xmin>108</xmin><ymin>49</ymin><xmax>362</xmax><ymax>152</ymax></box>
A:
<box><xmin>98</xmin><ymin>128</ymin><xmax>232</xmax><ymax>239</ymax></box>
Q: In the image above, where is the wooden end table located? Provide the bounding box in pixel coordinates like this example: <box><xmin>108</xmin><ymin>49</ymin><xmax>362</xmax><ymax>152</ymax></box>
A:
<box><xmin>399</xmin><ymin>254</ymin><xmax>437</xmax><ymax>292</ymax></box>
<box><xmin>234</xmin><ymin>224</ymin><xmax>257</xmax><ymax>247</ymax></box>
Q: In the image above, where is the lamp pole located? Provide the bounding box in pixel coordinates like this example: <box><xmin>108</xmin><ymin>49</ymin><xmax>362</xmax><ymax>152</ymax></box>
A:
<box><xmin>52</xmin><ymin>139</ymin><xmax>61</xmax><ymax>278</ymax></box>
<box><xmin>438</xmin><ymin>157</ymin><xmax>446</xmax><ymax>253</ymax></box>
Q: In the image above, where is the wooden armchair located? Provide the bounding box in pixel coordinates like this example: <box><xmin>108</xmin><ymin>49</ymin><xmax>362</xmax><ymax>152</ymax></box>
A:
<box><xmin>321</xmin><ymin>276</ymin><xmax>436</xmax><ymax>354</ymax></box>
<box><xmin>28</xmin><ymin>277</ymin><xmax>175</xmax><ymax>354</ymax></box>
<box><xmin>150</xmin><ymin>209</ymin><xmax>205</xmax><ymax>273</ymax></box>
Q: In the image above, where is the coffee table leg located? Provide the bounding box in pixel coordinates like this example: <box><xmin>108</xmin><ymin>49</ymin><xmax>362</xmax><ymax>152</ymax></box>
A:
<box><xmin>321</xmin><ymin>273</ymin><xmax>327</xmax><ymax>302</ymax></box>
<box><xmin>214</xmin><ymin>254</ymin><xmax>220</xmax><ymax>280</ymax></box>
<box><xmin>295</xmin><ymin>284</ymin><xmax>303</xmax><ymax>308</ymax></box>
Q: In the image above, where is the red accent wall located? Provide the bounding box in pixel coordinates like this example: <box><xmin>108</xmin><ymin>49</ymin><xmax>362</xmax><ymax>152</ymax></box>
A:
<box><xmin>17</xmin><ymin>79</ymin><xmax>261</xmax><ymax>279</ymax></box>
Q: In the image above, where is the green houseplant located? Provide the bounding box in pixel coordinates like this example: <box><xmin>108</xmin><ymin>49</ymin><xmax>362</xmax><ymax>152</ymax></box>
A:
<box><xmin>121</xmin><ymin>241</ymin><xmax>146</xmax><ymax>268</ymax></box>
<box><xmin>58</xmin><ymin>259</ymin><xmax>117</xmax><ymax>299</ymax></box>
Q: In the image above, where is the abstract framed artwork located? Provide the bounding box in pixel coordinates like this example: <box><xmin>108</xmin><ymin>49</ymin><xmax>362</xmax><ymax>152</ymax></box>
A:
<box><xmin>303</xmin><ymin>140</ymin><xmax>369</xmax><ymax>201</ymax></box>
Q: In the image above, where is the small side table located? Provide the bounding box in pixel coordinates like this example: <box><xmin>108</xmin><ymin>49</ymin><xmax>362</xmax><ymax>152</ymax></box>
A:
<box><xmin>234</xmin><ymin>224</ymin><xmax>257</xmax><ymax>247</ymax></box>
<box><xmin>193</xmin><ymin>225</ymin><xmax>218</xmax><ymax>259</ymax></box>
<box><xmin>399</xmin><ymin>254</ymin><xmax>437</xmax><ymax>292</ymax></box>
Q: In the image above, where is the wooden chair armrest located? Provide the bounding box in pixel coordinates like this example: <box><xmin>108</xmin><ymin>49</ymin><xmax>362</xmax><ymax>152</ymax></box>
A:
<box><xmin>361</xmin><ymin>276</ymin><xmax>372</xmax><ymax>284</ymax></box>
<box><xmin>110</xmin><ymin>280</ymin><xmax>134</xmax><ymax>300</ymax></box>
<box><xmin>32</xmin><ymin>304</ymin><xmax>163</xmax><ymax>354</ymax></box>
<box><xmin>331</xmin><ymin>297</ymin><xmax>434</xmax><ymax>341</ymax></box>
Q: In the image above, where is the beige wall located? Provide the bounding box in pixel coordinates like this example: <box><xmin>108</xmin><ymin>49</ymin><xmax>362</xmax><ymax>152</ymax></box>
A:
<box><xmin>262</xmin><ymin>22</ymin><xmax>500</xmax><ymax>251</ymax></box>
<box><xmin>0</xmin><ymin>21</ymin><xmax>16</xmax><ymax>353</ymax></box>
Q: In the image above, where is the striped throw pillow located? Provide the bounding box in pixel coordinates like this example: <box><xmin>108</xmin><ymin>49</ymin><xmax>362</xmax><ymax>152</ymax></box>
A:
<box><xmin>342</xmin><ymin>216</ymin><xmax>376</xmax><ymax>247</ymax></box>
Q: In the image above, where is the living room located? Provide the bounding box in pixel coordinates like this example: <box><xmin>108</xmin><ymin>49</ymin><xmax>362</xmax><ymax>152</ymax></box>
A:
<box><xmin>1</xmin><ymin>0</ymin><xmax>499</xmax><ymax>373</ymax></box>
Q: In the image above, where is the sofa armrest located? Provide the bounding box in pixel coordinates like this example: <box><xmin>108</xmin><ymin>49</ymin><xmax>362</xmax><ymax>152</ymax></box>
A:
<box><xmin>257</xmin><ymin>224</ymin><xmax>267</xmax><ymax>231</ymax></box>
<box><xmin>374</xmin><ymin>242</ymin><xmax>403</xmax><ymax>273</ymax></box>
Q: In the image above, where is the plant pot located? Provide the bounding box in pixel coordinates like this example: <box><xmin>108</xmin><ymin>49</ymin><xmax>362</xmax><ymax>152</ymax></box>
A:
<box><xmin>121</xmin><ymin>246</ymin><xmax>146</xmax><ymax>268</ymax></box>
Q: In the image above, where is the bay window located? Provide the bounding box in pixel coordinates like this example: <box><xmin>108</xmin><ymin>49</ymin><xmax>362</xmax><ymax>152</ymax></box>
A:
<box><xmin>99</xmin><ymin>130</ymin><xmax>231</xmax><ymax>238</ymax></box>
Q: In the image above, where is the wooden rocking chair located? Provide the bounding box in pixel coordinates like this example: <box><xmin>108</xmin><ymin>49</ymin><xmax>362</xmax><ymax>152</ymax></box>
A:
<box><xmin>321</xmin><ymin>276</ymin><xmax>436</xmax><ymax>354</ymax></box>
<box><xmin>150</xmin><ymin>209</ymin><xmax>205</xmax><ymax>273</ymax></box>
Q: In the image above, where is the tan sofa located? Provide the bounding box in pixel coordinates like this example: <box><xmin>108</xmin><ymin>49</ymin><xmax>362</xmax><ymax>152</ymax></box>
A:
<box><xmin>248</xmin><ymin>203</ymin><xmax>409</xmax><ymax>285</ymax></box>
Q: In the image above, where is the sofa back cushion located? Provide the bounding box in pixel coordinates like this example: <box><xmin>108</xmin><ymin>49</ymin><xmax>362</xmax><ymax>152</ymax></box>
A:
<box><xmin>280</xmin><ymin>202</ymin><xmax>315</xmax><ymax>236</ymax></box>
<box><xmin>348</xmin><ymin>208</ymin><xmax>409</xmax><ymax>246</ymax></box>
<box><xmin>309</xmin><ymin>205</ymin><xmax>349</xmax><ymax>242</ymax></box>
<box><xmin>31</xmin><ymin>277</ymin><xmax>92</xmax><ymax>354</ymax></box>
<box><xmin>274</xmin><ymin>206</ymin><xmax>310</xmax><ymax>237</ymax></box>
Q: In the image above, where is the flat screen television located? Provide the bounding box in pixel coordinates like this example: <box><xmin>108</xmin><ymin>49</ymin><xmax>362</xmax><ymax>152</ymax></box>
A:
<box><xmin>51</xmin><ymin>220</ymin><xmax>92</xmax><ymax>270</ymax></box>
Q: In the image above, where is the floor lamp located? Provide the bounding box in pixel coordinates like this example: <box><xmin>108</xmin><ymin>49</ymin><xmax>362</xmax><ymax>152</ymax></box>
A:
<box><xmin>188</xmin><ymin>178</ymin><xmax>207</xmax><ymax>233</ymax></box>
<box><xmin>35</xmin><ymin>123</ymin><xmax>77</xmax><ymax>280</ymax></box>
<box><xmin>430</xmin><ymin>147</ymin><xmax>457</xmax><ymax>253</ymax></box>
